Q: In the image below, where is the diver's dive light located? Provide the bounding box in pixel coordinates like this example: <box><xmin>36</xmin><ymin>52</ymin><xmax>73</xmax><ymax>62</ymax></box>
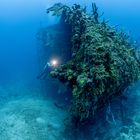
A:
<box><xmin>49</xmin><ymin>59</ymin><xmax>59</xmax><ymax>67</ymax></box>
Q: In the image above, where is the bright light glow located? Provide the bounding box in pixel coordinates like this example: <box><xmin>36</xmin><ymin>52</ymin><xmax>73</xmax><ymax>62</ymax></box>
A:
<box><xmin>51</xmin><ymin>59</ymin><xmax>58</xmax><ymax>67</ymax></box>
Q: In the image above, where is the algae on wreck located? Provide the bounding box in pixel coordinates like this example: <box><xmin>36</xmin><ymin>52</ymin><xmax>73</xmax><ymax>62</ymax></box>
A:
<box><xmin>45</xmin><ymin>3</ymin><xmax>140</xmax><ymax>123</ymax></box>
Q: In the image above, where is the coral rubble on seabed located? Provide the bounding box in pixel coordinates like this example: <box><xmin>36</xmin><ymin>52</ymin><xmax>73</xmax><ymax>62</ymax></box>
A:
<box><xmin>0</xmin><ymin>85</ymin><xmax>67</xmax><ymax>140</ymax></box>
<box><xmin>0</xmin><ymin>84</ymin><xmax>140</xmax><ymax>140</ymax></box>
<box><xmin>47</xmin><ymin>3</ymin><xmax>140</xmax><ymax>123</ymax></box>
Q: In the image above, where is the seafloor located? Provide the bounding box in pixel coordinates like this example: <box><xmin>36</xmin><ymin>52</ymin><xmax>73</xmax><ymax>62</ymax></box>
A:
<box><xmin>0</xmin><ymin>83</ymin><xmax>67</xmax><ymax>140</ymax></box>
<box><xmin>0</xmin><ymin>82</ymin><xmax>140</xmax><ymax>140</ymax></box>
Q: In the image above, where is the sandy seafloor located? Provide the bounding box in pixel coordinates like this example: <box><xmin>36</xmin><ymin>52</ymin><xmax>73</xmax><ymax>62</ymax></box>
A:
<box><xmin>0</xmin><ymin>82</ymin><xmax>140</xmax><ymax>140</ymax></box>
<box><xmin>0</xmin><ymin>83</ymin><xmax>67</xmax><ymax>140</ymax></box>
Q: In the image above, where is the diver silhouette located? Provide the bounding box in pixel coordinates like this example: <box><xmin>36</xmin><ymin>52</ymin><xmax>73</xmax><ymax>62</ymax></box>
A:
<box><xmin>37</xmin><ymin>59</ymin><xmax>58</xmax><ymax>79</ymax></box>
<box><xmin>37</xmin><ymin>62</ymin><xmax>53</xmax><ymax>79</ymax></box>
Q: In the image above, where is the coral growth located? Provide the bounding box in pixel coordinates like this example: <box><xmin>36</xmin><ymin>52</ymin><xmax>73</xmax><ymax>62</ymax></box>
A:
<box><xmin>46</xmin><ymin>3</ymin><xmax>140</xmax><ymax>122</ymax></box>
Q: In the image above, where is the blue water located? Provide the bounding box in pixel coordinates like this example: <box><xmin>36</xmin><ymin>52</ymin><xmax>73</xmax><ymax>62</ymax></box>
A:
<box><xmin>0</xmin><ymin>0</ymin><xmax>140</xmax><ymax>140</ymax></box>
<box><xmin>0</xmin><ymin>0</ymin><xmax>140</xmax><ymax>84</ymax></box>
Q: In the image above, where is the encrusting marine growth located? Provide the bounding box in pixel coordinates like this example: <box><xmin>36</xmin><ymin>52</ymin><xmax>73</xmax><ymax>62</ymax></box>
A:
<box><xmin>45</xmin><ymin>3</ymin><xmax>140</xmax><ymax>123</ymax></box>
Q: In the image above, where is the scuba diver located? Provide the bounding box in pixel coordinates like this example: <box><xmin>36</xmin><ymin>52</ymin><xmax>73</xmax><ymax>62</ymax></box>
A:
<box><xmin>37</xmin><ymin>59</ymin><xmax>58</xmax><ymax>79</ymax></box>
